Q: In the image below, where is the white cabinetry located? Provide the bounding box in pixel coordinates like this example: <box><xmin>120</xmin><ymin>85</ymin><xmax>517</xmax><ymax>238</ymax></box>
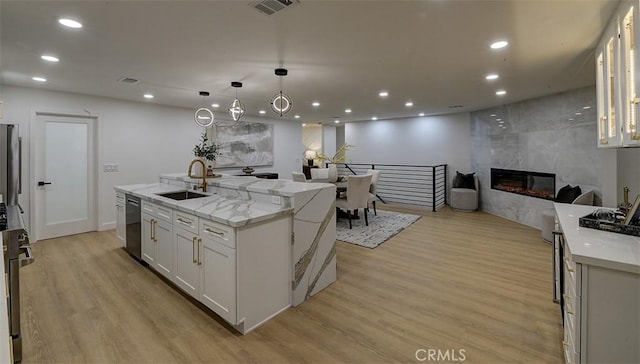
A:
<box><xmin>199</xmin><ymin>235</ymin><xmax>237</xmax><ymax>324</ymax></box>
<box><xmin>173</xmin><ymin>227</ymin><xmax>199</xmax><ymax>296</ymax></box>
<box><xmin>115</xmin><ymin>192</ymin><xmax>126</xmax><ymax>246</ymax></box>
<box><xmin>556</xmin><ymin>206</ymin><xmax>640</xmax><ymax>364</ymax></box>
<box><xmin>597</xmin><ymin>1</ymin><xmax>640</xmax><ymax>147</ymax></box>
<box><xmin>141</xmin><ymin>201</ymin><xmax>174</xmax><ymax>280</ymax></box>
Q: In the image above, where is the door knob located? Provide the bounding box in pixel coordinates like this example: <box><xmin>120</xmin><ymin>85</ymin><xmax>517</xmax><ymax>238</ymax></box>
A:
<box><xmin>37</xmin><ymin>181</ymin><xmax>52</xmax><ymax>186</ymax></box>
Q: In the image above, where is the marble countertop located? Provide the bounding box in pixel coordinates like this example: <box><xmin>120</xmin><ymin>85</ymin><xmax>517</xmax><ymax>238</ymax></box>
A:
<box><xmin>115</xmin><ymin>183</ymin><xmax>292</xmax><ymax>227</ymax></box>
<box><xmin>160</xmin><ymin>173</ymin><xmax>334</xmax><ymax>197</ymax></box>
<box><xmin>555</xmin><ymin>203</ymin><xmax>640</xmax><ymax>274</ymax></box>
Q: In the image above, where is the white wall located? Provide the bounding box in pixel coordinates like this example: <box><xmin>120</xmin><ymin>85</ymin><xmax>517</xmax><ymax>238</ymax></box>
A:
<box><xmin>322</xmin><ymin>125</ymin><xmax>336</xmax><ymax>157</ymax></box>
<box><xmin>345</xmin><ymin>113</ymin><xmax>471</xmax><ymax>175</ymax></box>
<box><xmin>303</xmin><ymin>124</ymin><xmax>322</xmax><ymax>153</ymax></box>
<box><xmin>617</xmin><ymin>148</ymin><xmax>640</xmax><ymax>205</ymax></box>
<box><xmin>1</xmin><ymin>85</ymin><xmax>301</xmax><ymax>235</ymax></box>
<box><xmin>336</xmin><ymin>126</ymin><xmax>345</xmax><ymax>151</ymax></box>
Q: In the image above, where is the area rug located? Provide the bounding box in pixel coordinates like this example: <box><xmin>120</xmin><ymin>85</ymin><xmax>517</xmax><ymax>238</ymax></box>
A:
<box><xmin>336</xmin><ymin>210</ymin><xmax>421</xmax><ymax>248</ymax></box>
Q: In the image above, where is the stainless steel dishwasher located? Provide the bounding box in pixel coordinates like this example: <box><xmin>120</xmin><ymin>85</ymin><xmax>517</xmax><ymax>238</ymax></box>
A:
<box><xmin>125</xmin><ymin>194</ymin><xmax>142</xmax><ymax>261</ymax></box>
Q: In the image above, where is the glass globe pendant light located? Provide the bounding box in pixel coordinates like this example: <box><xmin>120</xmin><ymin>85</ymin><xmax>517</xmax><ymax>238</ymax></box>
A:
<box><xmin>194</xmin><ymin>91</ymin><xmax>214</xmax><ymax>127</ymax></box>
<box><xmin>228</xmin><ymin>81</ymin><xmax>246</xmax><ymax>122</ymax></box>
<box><xmin>271</xmin><ymin>68</ymin><xmax>292</xmax><ymax>117</ymax></box>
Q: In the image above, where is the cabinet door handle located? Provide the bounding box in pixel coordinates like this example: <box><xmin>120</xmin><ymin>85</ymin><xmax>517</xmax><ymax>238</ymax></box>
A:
<box><xmin>150</xmin><ymin>219</ymin><xmax>155</xmax><ymax>241</ymax></box>
<box><xmin>204</xmin><ymin>227</ymin><xmax>224</xmax><ymax>236</ymax></box>
<box><xmin>192</xmin><ymin>236</ymin><xmax>197</xmax><ymax>263</ymax></box>
<box><xmin>176</xmin><ymin>218</ymin><xmax>192</xmax><ymax>227</ymax></box>
<box><xmin>198</xmin><ymin>238</ymin><xmax>202</xmax><ymax>266</ymax></box>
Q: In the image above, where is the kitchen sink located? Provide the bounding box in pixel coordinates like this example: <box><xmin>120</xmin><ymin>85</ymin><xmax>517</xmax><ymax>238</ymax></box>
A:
<box><xmin>155</xmin><ymin>191</ymin><xmax>210</xmax><ymax>200</ymax></box>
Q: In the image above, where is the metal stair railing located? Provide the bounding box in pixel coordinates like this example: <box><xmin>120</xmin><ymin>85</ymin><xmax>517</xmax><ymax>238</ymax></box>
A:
<box><xmin>333</xmin><ymin>163</ymin><xmax>448</xmax><ymax>212</ymax></box>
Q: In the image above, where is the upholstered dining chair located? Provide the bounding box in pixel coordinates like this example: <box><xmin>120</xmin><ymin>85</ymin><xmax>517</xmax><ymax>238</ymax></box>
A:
<box><xmin>366</xmin><ymin>169</ymin><xmax>382</xmax><ymax>215</ymax></box>
<box><xmin>310</xmin><ymin>168</ymin><xmax>329</xmax><ymax>180</ymax></box>
<box><xmin>335</xmin><ymin>174</ymin><xmax>373</xmax><ymax>229</ymax></box>
<box><xmin>291</xmin><ymin>172</ymin><xmax>307</xmax><ymax>182</ymax></box>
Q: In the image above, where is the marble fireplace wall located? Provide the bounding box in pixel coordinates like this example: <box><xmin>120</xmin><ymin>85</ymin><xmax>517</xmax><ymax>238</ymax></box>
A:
<box><xmin>470</xmin><ymin>86</ymin><xmax>601</xmax><ymax>228</ymax></box>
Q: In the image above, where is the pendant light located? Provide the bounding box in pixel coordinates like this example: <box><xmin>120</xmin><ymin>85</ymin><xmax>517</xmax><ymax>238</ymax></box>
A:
<box><xmin>194</xmin><ymin>91</ymin><xmax>214</xmax><ymax>127</ymax></box>
<box><xmin>228</xmin><ymin>81</ymin><xmax>245</xmax><ymax>122</ymax></box>
<box><xmin>271</xmin><ymin>68</ymin><xmax>292</xmax><ymax>117</ymax></box>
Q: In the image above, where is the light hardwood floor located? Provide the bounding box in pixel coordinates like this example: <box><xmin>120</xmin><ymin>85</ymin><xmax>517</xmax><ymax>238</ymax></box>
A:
<box><xmin>20</xmin><ymin>206</ymin><xmax>563</xmax><ymax>363</ymax></box>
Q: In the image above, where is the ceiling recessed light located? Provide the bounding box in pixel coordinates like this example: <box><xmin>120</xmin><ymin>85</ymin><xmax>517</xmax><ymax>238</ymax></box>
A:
<box><xmin>568</xmin><ymin>118</ymin><xmax>574</xmax><ymax>121</ymax></box>
<box><xmin>41</xmin><ymin>55</ymin><xmax>59</xmax><ymax>62</ymax></box>
<box><xmin>583</xmin><ymin>106</ymin><xmax>591</xmax><ymax>110</ymax></box>
<box><xmin>259</xmin><ymin>110</ymin><xmax>266</xmax><ymax>114</ymax></box>
<box><xmin>143</xmin><ymin>94</ymin><xmax>154</xmax><ymax>99</ymax></box>
<box><xmin>490</xmin><ymin>40</ymin><xmax>508</xmax><ymax>49</ymax></box>
<box><xmin>211</xmin><ymin>103</ymin><xmax>219</xmax><ymax>108</ymax></box>
<box><xmin>32</xmin><ymin>76</ymin><xmax>46</xmax><ymax>82</ymax></box>
<box><xmin>490</xmin><ymin>114</ymin><xmax>497</xmax><ymax>117</ymax></box>
<box><xmin>496</xmin><ymin>118</ymin><xmax>502</xmax><ymax>121</ymax></box>
<box><xmin>345</xmin><ymin>109</ymin><xmax>352</xmax><ymax>113</ymax></box>
<box><xmin>334</xmin><ymin>120</ymin><xmax>340</xmax><ymax>124</ymax></box>
<box><xmin>379</xmin><ymin>91</ymin><xmax>389</xmax><ymax>97</ymax></box>
<box><xmin>302</xmin><ymin>123</ymin><xmax>306</xmax><ymax>126</ymax></box>
<box><xmin>372</xmin><ymin>116</ymin><xmax>378</xmax><ymax>120</ymax></box>
<box><xmin>58</xmin><ymin>18</ymin><xmax>83</xmax><ymax>29</ymax></box>
<box><xmin>575</xmin><ymin>112</ymin><xmax>582</xmax><ymax>116</ymax></box>
<box><xmin>312</xmin><ymin>101</ymin><xmax>320</xmax><ymax>107</ymax></box>
<box><xmin>294</xmin><ymin>115</ymin><xmax>300</xmax><ymax>119</ymax></box>
<box><xmin>419</xmin><ymin>113</ymin><xmax>425</xmax><ymax>116</ymax></box>
<box><xmin>485</xmin><ymin>74</ymin><xmax>499</xmax><ymax>80</ymax></box>
<box><xmin>405</xmin><ymin>101</ymin><xmax>414</xmax><ymax>107</ymax></box>
<box><xmin>496</xmin><ymin>90</ymin><xmax>507</xmax><ymax>96</ymax></box>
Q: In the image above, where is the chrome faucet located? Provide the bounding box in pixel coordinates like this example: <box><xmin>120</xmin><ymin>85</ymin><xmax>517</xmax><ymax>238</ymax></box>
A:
<box><xmin>188</xmin><ymin>159</ymin><xmax>207</xmax><ymax>192</ymax></box>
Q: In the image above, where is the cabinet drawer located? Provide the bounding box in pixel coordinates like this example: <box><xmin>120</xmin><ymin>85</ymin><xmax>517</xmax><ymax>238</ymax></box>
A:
<box><xmin>116</xmin><ymin>192</ymin><xmax>125</xmax><ymax>206</ymax></box>
<box><xmin>142</xmin><ymin>200</ymin><xmax>157</xmax><ymax>215</ymax></box>
<box><xmin>174</xmin><ymin>210</ymin><xmax>199</xmax><ymax>233</ymax></box>
<box><xmin>156</xmin><ymin>205</ymin><xmax>172</xmax><ymax>222</ymax></box>
<box><xmin>199</xmin><ymin>219</ymin><xmax>235</xmax><ymax>249</ymax></box>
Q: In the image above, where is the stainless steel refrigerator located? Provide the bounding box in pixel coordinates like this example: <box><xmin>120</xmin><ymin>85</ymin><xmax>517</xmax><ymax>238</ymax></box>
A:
<box><xmin>0</xmin><ymin>123</ymin><xmax>21</xmax><ymax>204</ymax></box>
<box><xmin>0</xmin><ymin>123</ymin><xmax>32</xmax><ymax>363</ymax></box>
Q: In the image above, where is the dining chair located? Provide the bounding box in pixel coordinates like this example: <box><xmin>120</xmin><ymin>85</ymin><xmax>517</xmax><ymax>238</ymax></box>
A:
<box><xmin>366</xmin><ymin>169</ymin><xmax>382</xmax><ymax>215</ymax></box>
<box><xmin>335</xmin><ymin>174</ymin><xmax>373</xmax><ymax>229</ymax></box>
<box><xmin>291</xmin><ymin>172</ymin><xmax>307</xmax><ymax>182</ymax></box>
<box><xmin>310</xmin><ymin>168</ymin><xmax>329</xmax><ymax>180</ymax></box>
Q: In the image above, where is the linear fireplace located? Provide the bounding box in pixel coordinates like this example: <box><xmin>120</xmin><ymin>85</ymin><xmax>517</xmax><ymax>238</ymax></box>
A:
<box><xmin>491</xmin><ymin>168</ymin><xmax>555</xmax><ymax>200</ymax></box>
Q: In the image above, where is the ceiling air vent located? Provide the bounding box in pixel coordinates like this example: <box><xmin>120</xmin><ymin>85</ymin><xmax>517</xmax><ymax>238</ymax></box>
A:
<box><xmin>118</xmin><ymin>77</ymin><xmax>139</xmax><ymax>84</ymax></box>
<box><xmin>252</xmin><ymin>0</ymin><xmax>298</xmax><ymax>15</ymax></box>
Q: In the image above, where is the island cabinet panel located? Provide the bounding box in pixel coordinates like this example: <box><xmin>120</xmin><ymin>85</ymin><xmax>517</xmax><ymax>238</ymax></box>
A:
<box><xmin>173</xmin><ymin>227</ymin><xmax>199</xmax><ymax>297</ymax></box>
<box><xmin>115</xmin><ymin>192</ymin><xmax>126</xmax><ymax>246</ymax></box>
<box><xmin>141</xmin><ymin>202</ymin><xmax>174</xmax><ymax>279</ymax></box>
<box><xmin>199</xmin><ymin>237</ymin><xmax>237</xmax><ymax>324</ymax></box>
<box><xmin>235</xmin><ymin>217</ymin><xmax>291</xmax><ymax>333</ymax></box>
<box><xmin>154</xmin><ymin>218</ymin><xmax>173</xmax><ymax>280</ymax></box>
<box><xmin>141</xmin><ymin>213</ymin><xmax>156</xmax><ymax>265</ymax></box>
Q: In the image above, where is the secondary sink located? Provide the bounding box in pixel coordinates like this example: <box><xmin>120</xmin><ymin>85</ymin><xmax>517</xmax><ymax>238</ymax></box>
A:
<box><xmin>156</xmin><ymin>190</ymin><xmax>209</xmax><ymax>200</ymax></box>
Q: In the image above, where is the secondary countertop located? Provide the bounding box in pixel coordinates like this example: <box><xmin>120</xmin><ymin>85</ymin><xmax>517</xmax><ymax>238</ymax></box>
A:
<box><xmin>555</xmin><ymin>203</ymin><xmax>640</xmax><ymax>274</ymax></box>
<box><xmin>115</xmin><ymin>183</ymin><xmax>293</xmax><ymax>228</ymax></box>
<box><xmin>160</xmin><ymin>173</ymin><xmax>335</xmax><ymax>198</ymax></box>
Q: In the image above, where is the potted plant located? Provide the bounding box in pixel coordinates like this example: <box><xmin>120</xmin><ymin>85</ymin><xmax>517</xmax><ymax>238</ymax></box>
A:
<box><xmin>316</xmin><ymin>144</ymin><xmax>353</xmax><ymax>182</ymax></box>
<box><xmin>192</xmin><ymin>132</ymin><xmax>219</xmax><ymax>177</ymax></box>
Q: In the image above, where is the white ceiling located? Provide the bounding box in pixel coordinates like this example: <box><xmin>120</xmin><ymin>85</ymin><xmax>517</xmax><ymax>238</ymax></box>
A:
<box><xmin>0</xmin><ymin>0</ymin><xmax>618</xmax><ymax>125</ymax></box>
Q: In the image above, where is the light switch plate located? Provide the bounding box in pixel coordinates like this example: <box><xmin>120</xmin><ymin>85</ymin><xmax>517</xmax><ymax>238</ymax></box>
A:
<box><xmin>104</xmin><ymin>163</ymin><xmax>119</xmax><ymax>172</ymax></box>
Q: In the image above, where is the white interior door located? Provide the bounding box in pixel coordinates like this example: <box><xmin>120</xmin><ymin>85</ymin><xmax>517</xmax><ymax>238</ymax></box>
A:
<box><xmin>33</xmin><ymin>113</ymin><xmax>97</xmax><ymax>240</ymax></box>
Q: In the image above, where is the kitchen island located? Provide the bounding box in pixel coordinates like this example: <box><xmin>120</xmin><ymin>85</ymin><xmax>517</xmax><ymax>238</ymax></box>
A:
<box><xmin>115</xmin><ymin>174</ymin><xmax>336</xmax><ymax>333</ymax></box>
